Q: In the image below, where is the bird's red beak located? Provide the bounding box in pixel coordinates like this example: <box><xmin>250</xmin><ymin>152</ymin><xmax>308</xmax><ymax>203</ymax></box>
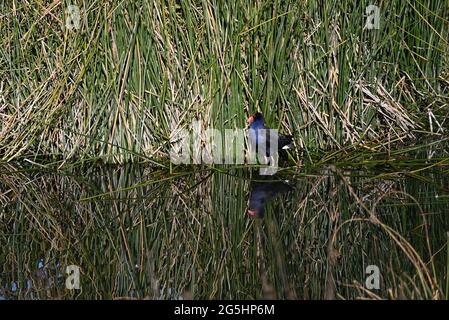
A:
<box><xmin>247</xmin><ymin>209</ymin><xmax>257</xmax><ymax>217</ymax></box>
<box><xmin>247</xmin><ymin>114</ymin><xmax>254</xmax><ymax>124</ymax></box>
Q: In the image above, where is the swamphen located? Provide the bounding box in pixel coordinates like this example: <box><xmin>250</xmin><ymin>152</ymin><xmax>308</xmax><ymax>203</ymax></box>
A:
<box><xmin>247</xmin><ymin>112</ymin><xmax>293</xmax><ymax>157</ymax></box>
<box><xmin>247</xmin><ymin>177</ymin><xmax>292</xmax><ymax>218</ymax></box>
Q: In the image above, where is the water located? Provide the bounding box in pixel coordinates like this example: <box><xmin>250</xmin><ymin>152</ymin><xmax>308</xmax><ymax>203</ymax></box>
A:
<box><xmin>0</xmin><ymin>158</ymin><xmax>448</xmax><ymax>299</ymax></box>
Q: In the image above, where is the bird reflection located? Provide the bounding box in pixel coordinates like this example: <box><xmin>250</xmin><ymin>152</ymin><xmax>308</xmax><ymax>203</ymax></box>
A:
<box><xmin>247</xmin><ymin>175</ymin><xmax>292</xmax><ymax>218</ymax></box>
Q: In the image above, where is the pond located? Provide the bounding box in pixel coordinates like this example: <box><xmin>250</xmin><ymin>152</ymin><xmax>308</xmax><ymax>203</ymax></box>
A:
<box><xmin>1</xmin><ymin>150</ymin><xmax>448</xmax><ymax>299</ymax></box>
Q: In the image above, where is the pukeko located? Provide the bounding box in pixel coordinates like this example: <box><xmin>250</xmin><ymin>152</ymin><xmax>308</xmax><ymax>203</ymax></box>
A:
<box><xmin>247</xmin><ymin>177</ymin><xmax>292</xmax><ymax>218</ymax></box>
<box><xmin>247</xmin><ymin>112</ymin><xmax>293</xmax><ymax>157</ymax></box>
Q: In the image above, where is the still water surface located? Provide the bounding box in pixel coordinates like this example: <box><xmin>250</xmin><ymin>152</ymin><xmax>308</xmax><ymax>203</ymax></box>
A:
<box><xmin>1</xmin><ymin>157</ymin><xmax>448</xmax><ymax>299</ymax></box>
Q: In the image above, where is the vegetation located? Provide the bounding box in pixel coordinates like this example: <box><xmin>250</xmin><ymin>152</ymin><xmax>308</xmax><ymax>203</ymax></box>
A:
<box><xmin>0</xmin><ymin>0</ymin><xmax>448</xmax><ymax>300</ymax></box>
<box><xmin>0</xmin><ymin>0</ymin><xmax>447</xmax><ymax>163</ymax></box>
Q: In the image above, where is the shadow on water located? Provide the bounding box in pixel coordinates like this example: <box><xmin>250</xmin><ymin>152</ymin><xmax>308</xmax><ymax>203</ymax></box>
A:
<box><xmin>1</xmin><ymin>155</ymin><xmax>449</xmax><ymax>299</ymax></box>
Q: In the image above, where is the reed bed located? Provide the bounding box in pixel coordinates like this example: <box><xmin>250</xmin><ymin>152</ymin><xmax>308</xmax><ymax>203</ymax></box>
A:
<box><xmin>0</xmin><ymin>0</ymin><xmax>448</xmax><ymax>300</ymax></box>
<box><xmin>0</xmin><ymin>0</ymin><xmax>447</xmax><ymax>164</ymax></box>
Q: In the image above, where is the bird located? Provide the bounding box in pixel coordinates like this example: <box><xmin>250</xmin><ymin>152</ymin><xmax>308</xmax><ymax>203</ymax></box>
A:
<box><xmin>247</xmin><ymin>177</ymin><xmax>292</xmax><ymax>218</ymax></box>
<box><xmin>247</xmin><ymin>112</ymin><xmax>293</xmax><ymax>157</ymax></box>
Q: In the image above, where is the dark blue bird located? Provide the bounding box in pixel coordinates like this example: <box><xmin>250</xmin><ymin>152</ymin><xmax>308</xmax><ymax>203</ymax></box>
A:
<box><xmin>247</xmin><ymin>112</ymin><xmax>293</xmax><ymax>157</ymax></box>
<box><xmin>247</xmin><ymin>178</ymin><xmax>292</xmax><ymax>218</ymax></box>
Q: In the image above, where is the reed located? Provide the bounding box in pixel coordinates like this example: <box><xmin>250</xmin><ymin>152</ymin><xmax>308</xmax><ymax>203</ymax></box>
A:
<box><xmin>0</xmin><ymin>0</ymin><xmax>447</xmax><ymax>164</ymax></box>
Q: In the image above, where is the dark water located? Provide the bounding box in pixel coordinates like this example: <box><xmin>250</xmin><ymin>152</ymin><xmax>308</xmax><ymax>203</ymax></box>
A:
<box><xmin>1</xmin><ymin>159</ymin><xmax>448</xmax><ymax>299</ymax></box>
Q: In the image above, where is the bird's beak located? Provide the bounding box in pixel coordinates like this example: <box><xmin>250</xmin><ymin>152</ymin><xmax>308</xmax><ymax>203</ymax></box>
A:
<box><xmin>247</xmin><ymin>115</ymin><xmax>254</xmax><ymax>124</ymax></box>
<box><xmin>247</xmin><ymin>209</ymin><xmax>257</xmax><ymax>217</ymax></box>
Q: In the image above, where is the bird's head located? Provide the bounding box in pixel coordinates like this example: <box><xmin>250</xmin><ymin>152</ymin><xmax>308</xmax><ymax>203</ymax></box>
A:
<box><xmin>247</xmin><ymin>112</ymin><xmax>264</xmax><ymax>126</ymax></box>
